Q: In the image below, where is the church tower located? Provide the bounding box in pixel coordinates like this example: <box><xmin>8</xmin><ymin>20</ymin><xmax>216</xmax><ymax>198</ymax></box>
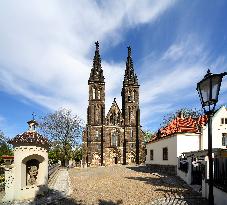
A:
<box><xmin>121</xmin><ymin>46</ymin><xmax>140</xmax><ymax>164</ymax></box>
<box><xmin>83</xmin><ymin>43</ymin><xmax>145</xmax><ymax>166</ymax></box>
<box><xmin>86</xmin><ymin>41</ymin><xmax>105</xmax><ymax>165</ymax></box>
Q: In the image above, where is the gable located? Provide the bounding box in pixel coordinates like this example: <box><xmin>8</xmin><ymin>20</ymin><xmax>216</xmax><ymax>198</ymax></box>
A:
<box><xmin>106</xmin><ymin>100</ymin><xmax>123</xmax><ymax>126</ymax></box>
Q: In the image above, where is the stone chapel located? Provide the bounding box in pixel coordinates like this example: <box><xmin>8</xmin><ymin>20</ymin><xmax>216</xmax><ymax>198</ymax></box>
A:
<box><xmin>82</xmin><ymin>42</ymin><xmax>145</xmax><ymax>166</ymax></box>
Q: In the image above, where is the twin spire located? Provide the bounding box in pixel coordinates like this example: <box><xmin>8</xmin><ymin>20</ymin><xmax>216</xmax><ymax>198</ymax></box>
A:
<box><xmin>89</xmin><ymin>41</ymin><xmax>138</xmax><ymax>85</ymax></box>
<box><xmin>124</xmin><ymin>46</ymin><xmax>138</xmax><ymax>85</ymax></box>
<box><xmin>89</xmin><ymin>41</ymin><xmax>104</xmax><ymax>83</ymax></box>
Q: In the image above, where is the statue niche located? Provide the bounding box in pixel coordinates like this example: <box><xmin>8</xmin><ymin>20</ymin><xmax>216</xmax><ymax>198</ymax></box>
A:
<box><xmin>26</xmin><ymin>159</ymin><xmax>39</xmax><ymax>186</ymax></box>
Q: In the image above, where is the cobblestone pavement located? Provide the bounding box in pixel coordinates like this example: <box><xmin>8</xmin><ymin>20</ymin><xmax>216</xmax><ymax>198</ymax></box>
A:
<box><xmin>68</xmin><ymin>165</ymin><xmax>208</xmax><ymax>205</ymax></box>
<box><xmin>1</xmin><ymin>168</ymin><xmax>71</xmax><ymax>205</ymax></box>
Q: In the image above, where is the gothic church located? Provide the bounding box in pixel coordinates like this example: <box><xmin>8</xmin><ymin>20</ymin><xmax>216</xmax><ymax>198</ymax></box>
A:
<box><xmin>82</xmin><ymin>42</ymin><xmax>145</xmax><ymax>166</ymax></box>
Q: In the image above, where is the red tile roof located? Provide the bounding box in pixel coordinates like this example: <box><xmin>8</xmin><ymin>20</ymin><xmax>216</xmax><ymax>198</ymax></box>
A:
<box><xmin>148</xmin><ymin>115</ymin><xmax>208</xmax><ymax>143</ymax></box>
<box><xmin>8</xmin><ymin>131</ymin><xmax>49</xmax><ymax>147</ymax></box>
<box><xmin>1</xmin><ymin>155</ymin><xmax>14</xmax><ymax>159</ymax></box>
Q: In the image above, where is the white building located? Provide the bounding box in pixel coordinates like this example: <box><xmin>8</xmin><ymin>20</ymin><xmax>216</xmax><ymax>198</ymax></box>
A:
<box><xmin>145</xmin><ymin>114</ymin><xmax>206</xmax><ymax>171</ymax></box>
<box><xmin>145</xmin><ymin>106</ymin><xmax>227</xmax><ymax>172</ymax></box>
<box><xmin>145</xmin><ymin>106</ymin><xmax>227</xmax><ymax>204</ymax></box>
<box><xmin>200</xmin><ymin>106</ymin><xmax>227</xmax><ymax>150</ymax></box>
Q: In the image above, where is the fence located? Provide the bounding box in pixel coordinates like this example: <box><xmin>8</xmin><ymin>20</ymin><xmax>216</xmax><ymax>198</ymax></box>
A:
<box><xmin>48</xmin><ymin>163</ymin><xmax>60</xmax><ymax>179</ymax></box>
<box><xmin>178</xmin><ymin>160</ymin><xmax>188</xmax><ymax>173</ymax></box>
<box><xmin>0</xmin><ymin>167</ymin><xmax>5</xmax><ymax>191</ymax></box>
<box><xmin>214</xmin><ymin>157</ymin><xmax>227</xmax><ymax>192</ymax></box>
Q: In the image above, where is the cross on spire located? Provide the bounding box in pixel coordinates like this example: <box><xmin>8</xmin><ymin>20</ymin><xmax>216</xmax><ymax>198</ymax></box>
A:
<box><xmin>95</xmin><ymin>41</ymin><xmax>99</xmax><ymax>51</ymax></box>
<box><xmin>127</xmin><ymin>46</ymin><xmax>131</xmax><ymax>57</ymax></box>
<box><xmin>32</xmin><ymin>112</ymin><xmax>36</xmax><ymax>120</ymax></box>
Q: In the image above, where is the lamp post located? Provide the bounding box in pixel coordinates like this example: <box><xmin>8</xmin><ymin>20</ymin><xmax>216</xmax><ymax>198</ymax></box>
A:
<box><xmin>196</xmin><ymin>69</ymin><xmax>227</xmax><ymax>205</ymax></box>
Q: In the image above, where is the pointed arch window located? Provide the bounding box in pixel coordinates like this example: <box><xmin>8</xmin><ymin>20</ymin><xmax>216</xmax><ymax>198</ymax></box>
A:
<box><xmin>110</xmin><ymin>114</ymin><xmax>113</xmax><ymax>124</ymax></box>
<box><xmin>111</xmin><ymin>132</ymin><xmax>118</xmax><ymax>147</ymax></box>
<box><xmin>113</xmin><ymin>112</ymin><xmax>117</xmax><ymax>125</ymax></box>
<box><xmin>131</xmin><ymin>90</ymin><xmax>134</xmax><ymax>101</ymax></box>
<box><xmin>128</xmin><ymin>107</ymin><xmax>131</xmax><ymax>122</ymax></box>
<box><xmin>97</xmin><ymin>90</ymin><xmax>101</xmax><ymax>99</ymax></box>
<box><xmin>127</xmin><ymin>90</ymin><xmax>132</xmax><ymax>102</ymax></box>
<box><xmin>130</xmin><ymin>128</ymin><xmax>133</xmax><ymax>140</ymax></box>
<box><xmin>95</xmin><ymin>130</ymin><xmax>99</xmax><ymax>139</ymax></box>
<box><xmin>92</xmin><ymin>88</ymin><xmax>96</xmax><ymax>99</ymax></box>
<box><xmin>133</xmin><ymin>90</ymin><xmax>136</xmax><ymax>101</ymax></box>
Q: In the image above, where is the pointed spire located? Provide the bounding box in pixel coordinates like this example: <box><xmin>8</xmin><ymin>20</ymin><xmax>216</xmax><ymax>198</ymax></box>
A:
<box><xmin>127</xmin><ymin>46</ymin><xmax>131</xmax><ymax>57</ymax></box>
<box><xmin>95</xmin><ymin>41</ymin><xmax>99</xmax><ymax>51</ymax></box>
<box><xmin>123</xmin><ymin>46</ymin><xmax>138</xmax><ymax>85</ymax></box>
<box><xmin>89</xmin><ymin>41</ymin><xmax>105</xmax><ymax>83</ymax></box>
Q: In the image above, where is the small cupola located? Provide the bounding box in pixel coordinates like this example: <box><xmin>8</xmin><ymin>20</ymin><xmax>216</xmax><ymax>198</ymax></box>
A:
<box><xmin>27</xmin><ymin>120</ymin><xmax>38</xmax><ymax>132</ymax></box>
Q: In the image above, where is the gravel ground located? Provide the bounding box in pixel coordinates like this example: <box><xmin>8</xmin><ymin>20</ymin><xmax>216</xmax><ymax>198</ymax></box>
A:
<box><xmin>68</xmin><ymin>165</ymin><xmax>208</xmax><ymax>205</ymax></box>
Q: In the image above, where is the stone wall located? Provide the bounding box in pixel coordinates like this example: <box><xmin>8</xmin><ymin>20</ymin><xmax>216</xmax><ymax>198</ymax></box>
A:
<box><xmin>146</xmin><ymin>164</ymin><xmax>177</xmax><ymax>175</ymax></box>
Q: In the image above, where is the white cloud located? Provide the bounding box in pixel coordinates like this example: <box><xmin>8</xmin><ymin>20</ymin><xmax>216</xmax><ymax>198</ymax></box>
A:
<box><xmin>139</xmin><ymin>35</ymin><xmax>210</xmax><ymax>126</ymax></box>
<box><xmin>0</xmin><ymin>0</ymin><xmax>176</xmax><ymax>120</ymax></box>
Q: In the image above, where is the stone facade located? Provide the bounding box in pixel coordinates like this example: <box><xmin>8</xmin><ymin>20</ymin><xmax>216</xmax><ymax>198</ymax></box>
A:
<box><xmin>82</xmin><ymin>42</ymin><xmax>145</xmax><ymax>166</ymax></box>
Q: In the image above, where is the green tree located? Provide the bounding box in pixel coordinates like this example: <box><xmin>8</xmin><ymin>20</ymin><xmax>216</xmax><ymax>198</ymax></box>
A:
<box><xmin>0</xmin><ymin>130</ymin><xmax>13</xmax><ymax>164</ymax></box>
<box><xmin>73</xmin><ymin>147</ymin><xmax>82</xmax><ymax>162</ymax></box>
<box><xmin>161</xmin><ymin>107</ymin><xmax>203</xmax><ymax>127</ymax></box>
<box><xmin>39</xmin><ymin>108</ymin><xmax>84</xmax><ymax>166</ymax></box>
<box><xmin>143</xmin><ymin>130</ymin><xmax>155</xmax><ymax>143</ymax></box>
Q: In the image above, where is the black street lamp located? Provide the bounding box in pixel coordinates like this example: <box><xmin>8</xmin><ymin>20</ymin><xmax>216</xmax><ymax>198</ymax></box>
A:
<box><xmin>197</xmin><ymin>69</ymin><xmax>227</xmax><ymax>205</ymax></box>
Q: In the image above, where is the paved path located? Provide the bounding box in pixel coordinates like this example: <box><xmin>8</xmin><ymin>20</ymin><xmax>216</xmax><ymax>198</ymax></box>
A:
<box><xmin>49</xmin><ymin>168</ymin><xmax>70</xmax><ymax>197</ymax></box>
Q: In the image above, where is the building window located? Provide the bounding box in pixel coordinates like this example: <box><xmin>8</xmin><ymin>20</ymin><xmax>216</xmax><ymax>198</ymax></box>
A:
<box><xmin>95</xmin><ymin>131</ymin><xmax>99</xmax><ymax>139</ymax></box>
<box><xmin>150</xmin><ymin>150</ymin><xmax>153</xmax><ymax>160</ymax></box>
<box><xmin>221</xmin><ymin>118</ymin><xmax>227</xmax><ymax>124</ymax></box>
<box><xmin>130</xmin><ymin>128</ymin><xmax>133</xmax><ymax>140</ymax></box>
<box><xmin>133</xmin><ymin>90</ymin><xmax>136</xmax><ymax>101</ymax></box>
<box><xmin>111</xmin><ymin>132</ymin><xmax>118</xmax><ymax>147</ymax></box>
<box><xmin>92</xmin><ymin>88</ymin><xmax>96</xmax><ymax>99</ymax></box>
<box><xmin>97</xmin><ymin>144</ymin><xmax>101</xmax><ymax>150</ymax></box>
<box><xmin>163</xmin><ymin>147</ymin><xmax>168</xmax><ymax>160</ymax></box>
<box><xmin>110</xmin><ymin>114</ymin><xmax>113</xmax><ymax>124</ymax></box>
<box><xmin>97</xmin><ymin>90</ymin><xmax>101</xmax><ymax>99</ymax></box>
<box><xmin>145</xmin><ymin>149</ymin><xmax>147</xmax><ymax>156</ymax></box>
<box><xmin>222</xmin><ymin>133</ymin><xmax>227</xmax><ymax>146</ymax></box>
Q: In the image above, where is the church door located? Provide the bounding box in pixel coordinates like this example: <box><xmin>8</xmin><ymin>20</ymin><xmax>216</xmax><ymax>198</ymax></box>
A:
<box><xmin>114</xmin><ymin>157</ymin><xmax>118</xmax><ymax>164</ymax></box>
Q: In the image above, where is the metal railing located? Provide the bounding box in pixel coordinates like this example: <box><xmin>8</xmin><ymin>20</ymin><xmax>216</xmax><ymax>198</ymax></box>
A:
<box><xmin>0</xmin><ymin>167</ymin><xmax>5</xmax><ymax>191</ymax></box>
<box><xmin>214</xmin><ymin>157</ymin><xmax>227</xmax><ymax>193</ymax></box>
<box><xmin>48</xmin><ymin>163</ymin><xmax>60</xmax><ymax>179</ymax></box>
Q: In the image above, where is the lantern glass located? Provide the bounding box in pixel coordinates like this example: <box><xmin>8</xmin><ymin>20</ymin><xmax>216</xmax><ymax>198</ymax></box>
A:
<box><xmin>198</xmin><ymin>77</ymin><xmax>210</xmax><ymax>107</ymax></box>
<box><xmin>211</xmin><ymin>75</ymin><xmax>222</xmax><ymax>103</ymax></box>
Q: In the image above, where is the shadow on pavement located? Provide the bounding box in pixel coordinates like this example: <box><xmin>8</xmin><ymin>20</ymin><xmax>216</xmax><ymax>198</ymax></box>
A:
<box><xmin>98</xmin><ymin>199</ymin><xmax>123</xmax><ymax>205</ymax></box>
<box><xmin>2</xmin><ymin>187</ymin><xmax>83</xmax><ymax>205</ymax></box>
<box><xmin>126</xmin><ymin>165</ymin><xmax>208</xmax><ymax>205</ymax></box>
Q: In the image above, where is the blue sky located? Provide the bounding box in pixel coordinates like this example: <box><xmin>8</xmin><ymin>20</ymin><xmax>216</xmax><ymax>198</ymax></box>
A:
<box><xmin>0</xmin><ymin>0</ymin><xmax>227</xmax><ymax>138</ymax></box>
